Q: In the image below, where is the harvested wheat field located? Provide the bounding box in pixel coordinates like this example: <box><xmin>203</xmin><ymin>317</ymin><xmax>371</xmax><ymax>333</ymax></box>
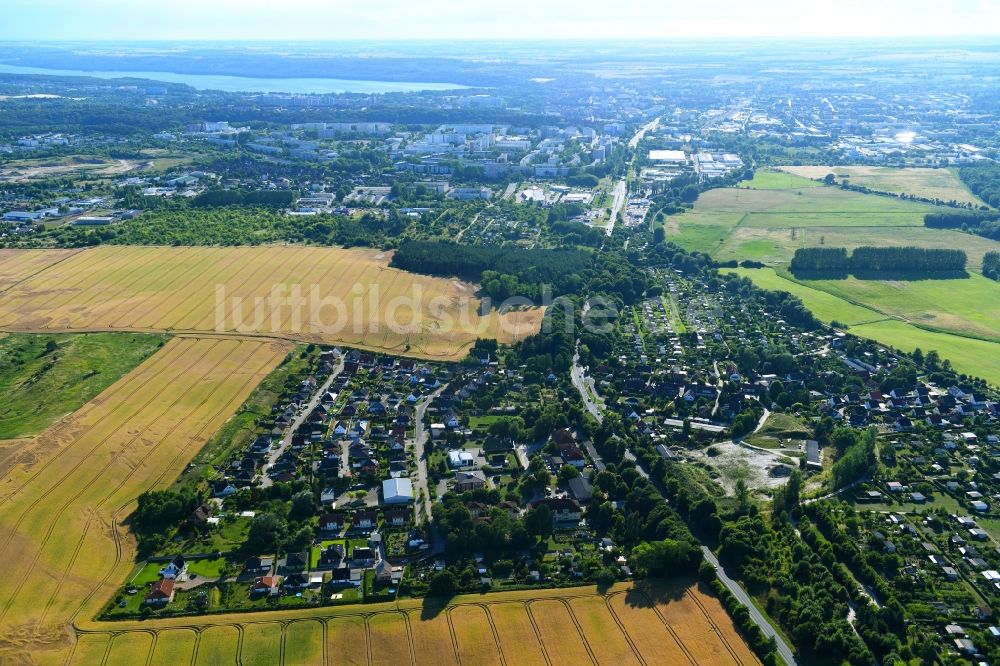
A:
<box><xmin>63</xmin><ymin>582</ymin><xmax>760</xmax><ymax>666</ymax></box>
<box><xmin>0</xmin><ymin>245</ymin><xmax>543</xmax><ymax>360</ymax></box>
<box><xmin>0</xmin><ymin>248</ymin><xmax>81</xmax><ymax>292</ymax></box>
<box><xmin>0</xmin><ymin>336</ymin><xmax>291</xmax><ymax>664</ymax></box>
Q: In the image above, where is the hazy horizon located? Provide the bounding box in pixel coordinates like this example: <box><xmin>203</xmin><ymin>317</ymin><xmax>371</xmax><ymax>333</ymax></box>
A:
<box><xmin>3</xmin><ymin>0</ymin><xmax>999</xmax><ymax>41</ymax></box>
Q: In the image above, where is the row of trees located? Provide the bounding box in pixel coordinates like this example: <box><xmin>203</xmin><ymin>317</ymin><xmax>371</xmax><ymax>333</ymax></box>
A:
<box><xmin>790</xmin><ymin>246</ymin><xmax>967</xmax><ymax>279</ymax></box>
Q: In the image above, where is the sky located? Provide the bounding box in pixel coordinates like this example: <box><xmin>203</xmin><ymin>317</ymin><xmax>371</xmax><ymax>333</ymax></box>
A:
<box><xmin>2</xmin><ymin>0</ymin><xmax>999</xmax><ymax>41</ymax></box>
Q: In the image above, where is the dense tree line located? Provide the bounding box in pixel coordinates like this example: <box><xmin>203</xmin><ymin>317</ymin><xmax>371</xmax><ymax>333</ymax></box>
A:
<box><xmin>390</xmin><ymin>240</ymin><xmax>593</xmax><ymax>301</ymax></box>
<box><xmin>985</xmin><ymin>251</ymin><xmax>1000</xmax><ymax>281</ymax></box>
<box><xmin>132</xmin><ymin>487</ymin><xmax>203</xmax><ymax>555</ymax></box>
<box><xmin>789</xmin><ymin>247</ymin><xmax>850</xmax><ymax>277</ymax></box>
<box><xmin>191</xmin><ymin>188</ymin><xmax>296</xmax><ymax>208</ymax></box>
<box><xmin>2</xmin><ymin>208</ymin><xmax>410</xmax><ymax>249</ymax></box>
<box><xmin>851</xmin><ymin>246</ymin><xmax>966</xmax><ymax>277</ymax></box>
<box><xmin>924</xmin><ymin>209</ymin><xmax>1000</xmax><ymax>229</ymax></box>
<box><xmin>830</xmin><ymin>427</ymin><xmax>877</xmax><ymax>490</ymax></box>
<box><xmin>719</xmin><ymin>513</ymin><xmax>874</xmax><ymax>664</ymax></box>
<box><xmin>958</xmin><ymin>164</ymin><xmax>1000</xmax><ymax>208</ymax></box>
<box><xmin>549</xmin><ymin>220</ymin><xmax>605</xmax><ymax>247</ymax></box>
<box><xmin>924</xmin><ymin>210</ymin><xmax>1000</xmax><ymax>241</ymax></box>
<box><xmin>790</xmin><ymin>246</ymin><xmax>967</xmax><ymax>279</ymax></box>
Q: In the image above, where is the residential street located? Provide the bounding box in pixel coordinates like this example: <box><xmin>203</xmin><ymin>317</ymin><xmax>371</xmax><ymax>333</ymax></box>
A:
<box><xmin>261</xmin><ymin>352</ymin><xmax>344</xmax><ymax>488</ymax></box>
<box><xmin>572</xmin><ymin>348</ymin><xmax>645</xmax><ymax>479</ymax></box>
<box><xmin>571</xmin><ymin>348</ymin><xmax>603</xmax><ymax>423</ymax></box>
<box><xmin>411</xmin><ymin>383</ymin><xmax>447</xmax><ymax>524</ymax></box>
<box><xmin>701</xmin><ymin>546</ymin><xmax>799</xmax><ymax>666</ymax></box>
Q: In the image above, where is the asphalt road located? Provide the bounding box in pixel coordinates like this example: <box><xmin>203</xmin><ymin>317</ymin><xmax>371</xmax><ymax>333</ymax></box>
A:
<box><xmin>628</xmin><ymin>117</ymin><xmax>660</xmax><ymax>149</ymax></box>
<box><xmin>411</xmin><ymin>383</ymin><xmax>447</xmax><ymax>524</ymax></box>
<box><xmin>262</xmin><ymin>353</ymin><xmax>344</xmax><ymax>488</ymax></box>
<box><xmin>571</xmin><ymin>354</ymin><xmax>603</xmax><ymax>424</ymax></box>
<box><xmin>606</xmin><ymin>178</ymin><xmax>626</xmax><ymax>237</ymax></box>
<box><xmin>701</xmin><ymin>546</ymin><xmax>798</xmax><ymax>666</ymax></box>
<box><xmin>571</xmin><ymin>349</ymin><xmax>646</xmax><ymax>480</ymax></box>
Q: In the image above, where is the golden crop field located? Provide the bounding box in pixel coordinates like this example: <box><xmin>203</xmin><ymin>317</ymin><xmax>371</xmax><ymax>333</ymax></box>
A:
<box><xmin>0</xmin><ymin>245</ymin><xmax>543</xmax><ymax>361</ymax></box>
<box><xmin>62</xmin><ymin>582</ymin><xmax>760</xmax><ymax>666</ymax></box>
<box><xmin>777</xmin><ymin>165</ymin><xmax>984</xmax><ymax>206</ymax></box>
<box><xmin>0</xmin><ymin>248</ymin><xmax>81</xmax><ymax>291</ymax></box>
<box><xmin>0</xmin><ymin>336</ymin><xmax>291</xmax><ymax>664</ymax></box>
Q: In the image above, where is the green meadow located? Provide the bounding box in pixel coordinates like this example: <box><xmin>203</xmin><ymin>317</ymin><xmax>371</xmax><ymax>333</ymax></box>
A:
<box><xmin>723</xmin><ymin>268</ymin><xmax>881</xmax><ymax>325</ymax></box>
<box><xmin>727</xmin><ymin>267</ymin><xmax>1000</xmax><ymax>386</ymax></box>
<box><xmin>668</xmin><ymin>172</ymin><xmax>1000</xmax><ymax>385</ymax></box>
<box><xmin>0</xmin><ymin>333</ymin><xmax>165</xmax><ymax>439</ymax></box>
<box><xmin>849</xmin><ymin>320</ymin><xmax>1000</xmax><ymax>387</ymax></box>
<box><xmin>713</xmin><ymin>225</ymin><xmax>1000</xmax><ymax>269</ymax></box>
<box><xmin>778</xmin><ymin>165</ymin><xmax>986</xmax><ymax>206</ymax></box>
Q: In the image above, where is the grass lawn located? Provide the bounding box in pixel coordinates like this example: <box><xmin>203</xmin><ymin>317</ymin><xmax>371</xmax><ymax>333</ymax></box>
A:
<box><xmin>103</xmin><ymin>588</ymin><xmax>147</xmax><ymax>618</ymax></box>
<box><xmin>714</xmin><ymin>225</ymin><xmax>1000</xmax><ymax>269</ymax></box>
<box><xmin>756</xmin><ymin>412</ymin><xmax>811</xmax><ymax>438</ymax></box>
<box><xmin>672</xmin><ymin>223</ymin><xmax>736</xmax><ymax>255</ymax></box>
<box><xmin>743</xmin><ymin>210</ymin><xmax>926</xmax><ymax>228</ymax></box>
<box><xmin>130</xmin><ymin>562</ymin><xmax>162</xmax><ymax>586</ymax></box>
<box><xmin>468</xmin><ymin>415</ymin><xmax>503</xmax><ymax>430</ymax></box>
<box><xmin>186</xmin><ymin>556</ymin><xmax>230</xmax><ymax>578</ymax></box>
<box><xmin>668</xmin><ymin>180</ymin><xmax>949</xmax><ymax>266</ymax></box>
<box><xmin>0</xmin><ymin>333</ymin><xmax>166</xmax><ymax>439</ymax></box>
<box><xmin>973</xmin><ymin>517</ymin><xmax>1000</xmax><ymax>542</ymax></box>
<box><xmin>130</xmin><ymin>556</ymin><xmax>229</xmax><ymax>587</ymax></box>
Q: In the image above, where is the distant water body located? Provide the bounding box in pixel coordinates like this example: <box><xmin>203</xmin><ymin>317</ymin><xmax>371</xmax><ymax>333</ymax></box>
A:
<box><xmin>0</xmin><ymin>63</ymin><xmax>468</xmax><ymax>94</ymax></box>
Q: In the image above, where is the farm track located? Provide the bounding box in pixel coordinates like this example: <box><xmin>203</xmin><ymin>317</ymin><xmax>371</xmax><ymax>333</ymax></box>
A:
<box><xmin>0</xmin><ymin>246</ymin><xmax>542</xmax><ymax>361</ymax></box>
<box><xmin>0</xmin><ymin>249</ymin><xmax>83</xmax><ymax>296</ymax></box>
<box><xmin>0</xmin><ymin>248</ymin><xmax>749</xmax><ymax>664</ymax></box>
<box><xmin>68</xmin><ymin>583</ymin><xmax>760</xmax><ymax>666</ymax></box>
<box><xmin>0</xmin><ymin>336</ymin><xmax>291</xmax><ymax>663</ymax></box>
<box><xmin>69</xmin><ymin>343</ymin><xmax>284</xmax><ymax>628</ymax></box>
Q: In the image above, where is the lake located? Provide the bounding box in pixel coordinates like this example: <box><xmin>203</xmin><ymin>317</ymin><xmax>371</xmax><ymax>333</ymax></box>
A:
<box><xmin>0</xmin><ymin>63</ymin><xmax>468</xmax><ymax>94</ymax></box>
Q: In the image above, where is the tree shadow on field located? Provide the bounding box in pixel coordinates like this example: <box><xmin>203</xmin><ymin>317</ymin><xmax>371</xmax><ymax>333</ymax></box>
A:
<box><xmin>623</xmin><ymin>577</ymin><xmax>688</xmax><ymax>608</ymax></box>
<box><xmin>419</xmin><ymin>595</ymin><xmax>450</xmax><ymax>621</ymax></box>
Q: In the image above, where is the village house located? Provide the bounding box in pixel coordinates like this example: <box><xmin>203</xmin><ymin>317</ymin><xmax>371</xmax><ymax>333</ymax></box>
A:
<box><xmin>454</xmin><ymin>470</ymin><xmax>488</xmax><ymax>492</ymax></box>
<box><xmin>145</xmin><ymin>579</ymin><xmax>175</xmax><ymax>606</ymax></box>
<box><xmin>251</xmin><ymin>575</ymin><xmax>281</xmax><ymax>597</ymax></box>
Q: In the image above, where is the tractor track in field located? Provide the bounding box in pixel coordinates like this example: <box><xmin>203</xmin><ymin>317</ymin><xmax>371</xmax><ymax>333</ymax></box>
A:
<box><xmin>2</xmin><ymin>340</ymin><xmax>246</xmax><ymax>626</ymax></box>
